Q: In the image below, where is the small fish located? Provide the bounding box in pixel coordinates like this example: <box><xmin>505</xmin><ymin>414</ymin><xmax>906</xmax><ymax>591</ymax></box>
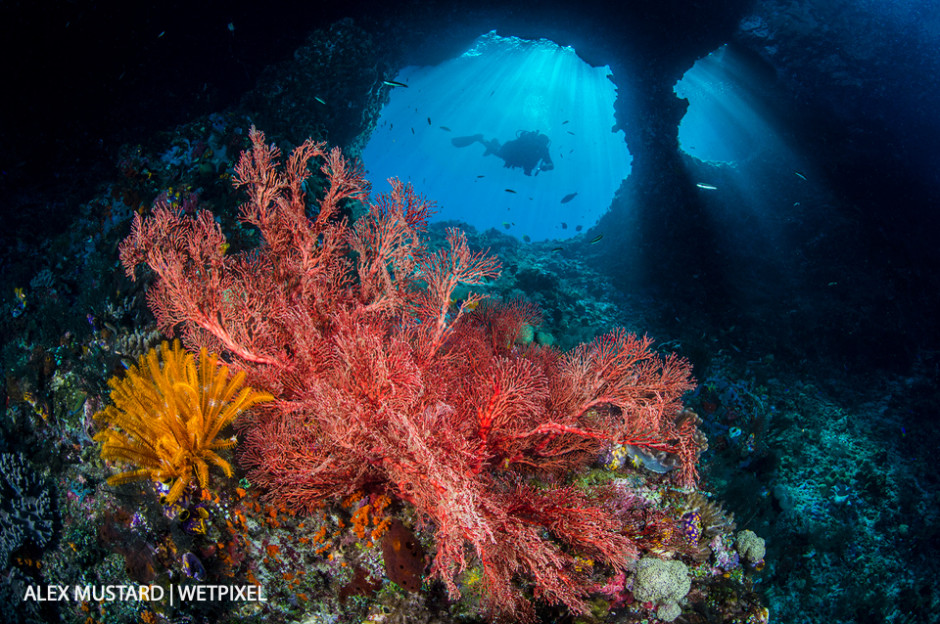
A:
<box><xmin>157</xmin><ymin>31</ymin><xmax>165</xmax><ymax>38</ymax></box>
<box><xmin>560</xmin><ymin>192</ymin><xmax>578</xmax><ymax>204</ymax></box>
<box><xmin>567</xmin><ymin>131</ymin><xmax>575</xmax><ymax>135</ymax></box>
<box><xmin>502</xmin><ymin>222</ymin><xmax>512</xmax><ymax>229</ymax></box>
<box><xmin>383</xmin><ymin>79</ymin><xmax>408</xmax><ymax>88</ymax></box>
<box><xmin>696</xmin><ymin>183</ymin><xmax>718</xmax><ymax>190</ymax></box>
<box><xmin>562</xmin><ymin>120</ymin><xmax>569</xmax><ymax>125</ymax></box>
<box><xmin>561</xmin><ymin>222</ymin><xmax>568</xmax><ymax>229</ymax></box>
<box><xmin>227</xmin><ymin>22</ymin><xmax>235</xmax><ymax>33</ymax></box>
<box><xmin>314</xmin><ymin>96</ymin><xmax>327</xmax><ymax>106</ymax></box>
<box><xmin>575</xmin><ymin>225</ymin><xmax>583</xmax><ymax>232</ymax></box>
<box><xmin>476</xmin><ymin>175</ymin><xmax>485</xmax><ymax>178</ymax></box>
<box><xmin>427</xmin><ymin>117</ymin><xmax>432</xmax><ymax>125</ymax></box>
<box><xmin>440</xmin><ymin>126</ymin><xmax>451</xmax><ymax>131</ymax></box>
<box><xmin>451</xmin><ymin>298</ymin><xmax>480</xmax><ymax>312</ymax></box>
<box><xmin>522</xmin><ymin>235</ymin><xmax>531</xmax><ymax>243</ymax></box>
<box><xmin>589</xmin><ymin>234</ymin><xmax>603</xmax><ymax>244</ymax></box>
<box><xmin>794</xmin><ymin>171</ymin><xmax>807</xmax><ymax>181</ymax></box>
<box><xmin>551</xmin><ymin>247</ymin><xmax>563</xmax><ymax>253</ymax></box>
<box><xmin>505</xmin><ymin>188</ymin><xmax>516</xmax><ymax>194</ymax></box>
<box><xmin>411</xmin><ymin>128</ymin><xmax>414</xmax><ymax>134</ymax></box>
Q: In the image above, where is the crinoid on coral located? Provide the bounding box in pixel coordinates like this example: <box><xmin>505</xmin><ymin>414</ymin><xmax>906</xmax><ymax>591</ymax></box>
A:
<box><xmin>94</xmin><ymin>340</ymin><xmax>273</xmax><ymax>504</ymax></box>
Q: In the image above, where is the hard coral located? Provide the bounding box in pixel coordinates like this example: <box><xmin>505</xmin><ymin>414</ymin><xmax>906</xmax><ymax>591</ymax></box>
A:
<box><xmin>735</xmin><ymin>529</ymin><xmax>766</xmax><ymax>565</ymax></box>
<box><xmin>120</xmin><ymin>127</ymin><xmax>703</xmax><ymax>621</ymax></box>
<box><xmin>94</xmin><ymin>340</ymin><xmax>273</xmax><ymax>504</ymax></box>
<box><xmin>632</xmin><ymin>557</ymin><xmax>691</xmax><ymax>621</ymax></box>
<box><xmin>0</xmin><ymin>453</ymin><xmax>54</xmax><ymax>566</ymax></box>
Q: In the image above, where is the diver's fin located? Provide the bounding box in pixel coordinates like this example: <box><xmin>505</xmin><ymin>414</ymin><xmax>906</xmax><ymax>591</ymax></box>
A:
<box><xmin>451</xmin><ymin>134</ymin><xmax>484</xmax><ymax>148</ymax></box>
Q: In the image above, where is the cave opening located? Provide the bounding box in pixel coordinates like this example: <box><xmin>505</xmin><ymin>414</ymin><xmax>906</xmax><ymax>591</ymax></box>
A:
<box><xmin>361</xmin><ymin>30</ymin><xmax>632</xmax><ymax>242</ymax></box>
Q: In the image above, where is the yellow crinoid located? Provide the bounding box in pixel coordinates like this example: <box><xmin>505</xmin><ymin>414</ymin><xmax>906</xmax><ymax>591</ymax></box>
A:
<box><xmin>94</xmin><ymin>340</ymin><xmax>273</xmax><ymax>504</ymax></box>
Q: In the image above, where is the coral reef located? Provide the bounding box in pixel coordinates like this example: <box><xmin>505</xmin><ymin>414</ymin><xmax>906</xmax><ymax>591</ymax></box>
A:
<box><xmin>0</xmin><ymin>115</ymin><xmax>770</xmax><ymax>624</ymax></box>
<box><xmin>119</xmin><ymin>127</ymin><xmax>706</xmax><ymax>621</ymax></box>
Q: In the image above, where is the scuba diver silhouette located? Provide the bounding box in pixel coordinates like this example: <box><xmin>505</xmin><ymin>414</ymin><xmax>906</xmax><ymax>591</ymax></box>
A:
<box><xmin>451</xmin><ymin>130</ymin><xmax>554</xmax><ymax>176</ymax></box>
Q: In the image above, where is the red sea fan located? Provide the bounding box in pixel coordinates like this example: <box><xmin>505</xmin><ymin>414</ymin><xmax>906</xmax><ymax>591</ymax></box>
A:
<box><xmin>120</xmin><ymin>126</ymin><xmax>700</xmax><ymax>621</ymax></box>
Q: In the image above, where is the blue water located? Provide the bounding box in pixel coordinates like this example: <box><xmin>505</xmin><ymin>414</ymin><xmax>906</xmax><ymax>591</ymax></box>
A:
<box><xmin>362</xmin><ymin>31</ymin><xmax>631</xmax><ymax>242</ymax></box>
